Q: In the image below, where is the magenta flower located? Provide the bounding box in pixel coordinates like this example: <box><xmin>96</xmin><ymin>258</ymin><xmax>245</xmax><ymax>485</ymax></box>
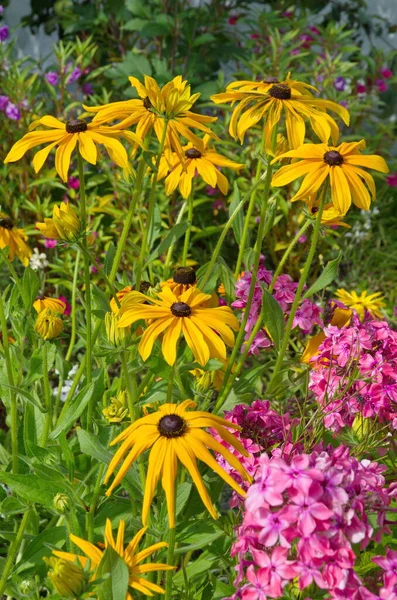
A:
<box><xmin>381</xmin><ymin>67</ymin><xmax>392</xmax><ymax>79</ymax></box>
<box><xmin>45</xmin><ymin>71</ymin><xmax>59</xmax><ymax>86</ymax></box>
<box><xmin>0</xmin><ymin>24</ymin><xmax>9</xmax><ymax>41</ymax></box>
<box><xmin>376</xmin><ymin>79</ymin><xmax>388</xmax><ymax>92</ymax></box>
<box><xmin>67</xmin><ymin>66</ymin><xmax>82</xmax><ymax>84</ymax></box>
<box><xmin>252</xmin><ymin>547</ymin><xmax>299</xmax><ymax>597</ymax></box>
<box><xmin>58</xmin><ymin>295</ymin><xmax>71</xmax><ymax>316</ymax></box>
<box><xmin>67</xmin><ymin>176</ymin><xmax>80</xmax><ymax>190</ymax></box>
<box><xmin>241</xmin><ymin>566</ymin><xmax>268</xmax><ymax>600</ymax></box>
<box><xmin>373</xmin><ymin>550</ymin><xmax>397</xmax><ymax>587</ymax></box>
<box><xmin>356</xmin><ymin>82</ymin><xmax>367</xmax><ymax>94</ymax></box>
<box><xmin>387</xmin><ymin>173</ymin><xmax>397</xmax><ymax>187</ymax></box>
<box><xmin>44</xmin><ymin>238</ymin><xmax>57</xmax><ymax>249</ymax></box>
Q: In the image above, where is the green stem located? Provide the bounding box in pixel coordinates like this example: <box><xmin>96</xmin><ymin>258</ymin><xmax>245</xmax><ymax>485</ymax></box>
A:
<box><xmin>86</xmin><ymin>464</ymin><xmax>105</xmax><ymax>542</ymax></box>
<box><xmin>40</xmin><ymin>343</ymin><xmax>53</xmax><ymax>447</ymax></box>
<box><xmin>181</xmin><ymin>187</ymin><xmax>194</xmax><ymax>266</ymax></box>
<box><xmin>167</xmin><ymin>363</ymin><xmax>176</xmax><ymax>403</ymax></box>
<box><xmin>268</xmin><ymin>190</ymin><xmax>327</xmax><ymax>392</ymax></box>
<box><xmin>65</xmin><ymin>250</ymin><xmax>80</xmax><ymax>362</ymax></box>
<box><xmin>0</xmin><ymin>291</ymin><xmax>18</xmax><ymax>473</ymax></box>
<box><xmin>164</xmin><ymin>200</ymin><xmax>188</xmax><ymax>277</ymax></box>
<box><xmin>3</xmin><ymin>256</ymin><xmax>26</xmax><ymax>308</ymax></box>
<box><xmin>268</xmin><ymin>219</ymin><xmax>312</xmax><ymax>293</ymax></box>
<box><xmin>136</xmin><ymin>121</ymin><xmax>169</xmax><ymax>288</ymax></box>
<box><xmin>121</xmin><ymin>350</ymin><xmax>137</xmax><ymax>419</ymax></box>
<box><xmin>165</xmin><ymin>526</ymin><xmax>176</xmax><ymax>600</ymax></box>
<box><xmin>78</xmin><ymin>243</ymin><xmax>120</xmax><ymax>308</ymax></box>
<box><xmin>0</xmin><ymin>509</ymin><xmax>30</xmax><ymax>596</ymax></box>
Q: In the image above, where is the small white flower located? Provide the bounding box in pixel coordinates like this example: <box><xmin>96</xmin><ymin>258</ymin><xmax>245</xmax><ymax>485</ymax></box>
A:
<box><xmin>29</xmin><ymin>248</ymin><xmax>49</xmax><ymax>270</ymax></box>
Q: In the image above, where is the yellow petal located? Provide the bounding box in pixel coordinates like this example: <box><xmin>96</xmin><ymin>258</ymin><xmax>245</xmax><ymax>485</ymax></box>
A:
<box><xmin>161</xmin><ymin>317</ymin><xmax>182</xmax><ymax>366</ymax></box>
<box><xmin>55</xmin><ymin>135</ymin><xmax>78</xmax><ymax>182</ymax></box>
<box><xmin>329</xmin><ymin>166</ymin><xmax>351</xmax><ymax>214</ymax></box>
<box><xmin>78</xmin><ymin>132</ymin><xmax>98</xmax><ymax>164</ymax></box>
<box><xmin>142</xmin><ymin>438</ymin><xmax>166</xmax><ymax>526</ymax></box>
<box><xmin>139</xmin><ymin>317</ymin><xmax>174</xmax><ymax>362</ymax></box>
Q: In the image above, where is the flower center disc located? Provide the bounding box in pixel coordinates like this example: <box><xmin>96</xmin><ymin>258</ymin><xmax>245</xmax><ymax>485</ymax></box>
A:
<box><xmin>0</xmin><ymin>218</ymin><xmax>14</xmax><ymax>229</ymax></box>
<box><xmin>143</xmin><ymin>96</ymin><xmax>152</xmax><ymax>109</ymax></box>
<box><xmin>139</xmin><ymin>281</ymin><xmax>152</xmax><ymax>294</ymax></box>
<box><xmin>185</xmin><ymin>148</ymin><xmax>202</xmax><ymax>159</ymax></box>
<box><xmin>323</xmin><ymin>150</ymin><xmax>344</xmax><ymax>166</ymax></box>
<box><xmin>263</xmin><ymin>76</ymin><xmax>279</xmax><ymax>84</ymax></box>
<box><xmin>268</xmin><ymin>84</ymin><xmax>291</xmax><ymax>100</ymax></box>
<box><xmin>66</xmin><ymin>119</ymin><xmax>88</xmax><ymax>133</ymax></box>
<box><xmin>158</xmin><ymin>414</ymin><xmax>186</xmax><ymax>437</ymax></box>
<box><xmin>171</xmin><ymin>302</ymin><xmax>192</xmax><ymax>317</ymax></box>
<box><xmin>173</xmin><ymin>266</ymin><xmax>196</xmax><ymax>285</ymax></box>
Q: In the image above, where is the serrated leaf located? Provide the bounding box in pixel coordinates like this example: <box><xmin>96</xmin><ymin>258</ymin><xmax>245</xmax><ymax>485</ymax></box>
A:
<box><xmin>303</xmin><ymin>252</ymin><xmax>342</xmax><ymax>299</ymax></box>
<box><xmin>261</xmin><ymin>288</ymin><xmax>285</xmax><ymax>350</ymax></box>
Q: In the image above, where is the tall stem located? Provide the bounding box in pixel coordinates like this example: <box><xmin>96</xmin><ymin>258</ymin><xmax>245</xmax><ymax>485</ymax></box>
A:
<box><xmin>268</xmin><ymin>190</ymin><xmax>327</xmax><ymax>392</ymax></box>
<box><xmin>78</xmin><ymin>243</ymin><xmax>120</xmax><ymax>308</ymax></box>
<box><xmin>268</xmin><ymin>219</ymin><xmax>312</xmax><ymax>293</ymax></box>
<box><xmin>165</xmin><ymin>525</ymin><xmax>176</xmax><ymax>600</ymax></box>
<box><xmin>86</xmin><ymin>464</ymin><xmax>105</xmax><ymax>542</ymax></box>
<box><xmin>65</xmin><ymin>250</ymin><xmax>80</xmax><ymax>362</ymax></box>
<box><xmin>0</xmin><ymin>292</ymin><xmax>18</xmax><ymax>473</ymax></box>
<box><xmin>181</xmin><ymin>187</ymin><xmax>194</xmax><ymax>266</ymax></box>
<box><xmin>136</xmin><ymin>121</ymin><xmax>169</xmax><ymax>288</ymax></box>
<box><xmin>0</xmin><ymin>509</ymin><xmax>30</xmax><ymax>597</ymax></box>
<box><xmin>164</xmin><ymin>200</ymin><xmax>188</xmax><ymax>278</ymax></box>
<box><xmin>121</xmin><ymin>350</ymin><xmax>137</xmax><ymax>420</ymax></box>
<box><xmin>40</xmin><ymin>343</ymin><xmax>53</xmax><ymax>447</ymax></box>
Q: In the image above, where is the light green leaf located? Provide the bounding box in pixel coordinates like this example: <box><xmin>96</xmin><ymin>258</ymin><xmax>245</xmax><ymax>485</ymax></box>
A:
<box><xmin>146</xmin><ymin>222</ymin><xmax>189</xmax><ymax>266</ymax></box>
<box><xmin>96</xmin><ymin>546</ymin><xmax>129</xmax><ymax>600</ymax></box>
<box><xmin>303</xmin><ymin>252</ymin><xmax>342</xmax><ymax>299</ymax></box>
<box><xmin>50</xmin><ymin>382</ymin><xmax>95</xmax><ymax>440</ymax></box>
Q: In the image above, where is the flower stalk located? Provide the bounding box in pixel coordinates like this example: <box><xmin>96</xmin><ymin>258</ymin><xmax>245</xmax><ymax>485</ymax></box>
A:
<box><xmin>40</xmin><ymin>342</ymin><xmax>53</xmax><ymax>447</ymax></box>
<box><xmin>0</xmin><ymin>291</ymin><xmax>18</xmax><ymax>473</ymax></box>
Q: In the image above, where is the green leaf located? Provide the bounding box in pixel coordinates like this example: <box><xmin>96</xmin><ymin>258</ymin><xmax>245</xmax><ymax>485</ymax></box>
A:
<box><xmin>123</xmin><ymin>17</ymin><xmax>148</xmax><ymax>31</ymax></box>
<box><xmin>105</xmin><ymin>242</ymin><xmax>116</xmax><ymax>276</ymax></box>
<box><xmin>0</xmin><ymin>383</ymin><xmax>45</xmax><ymax>412</ymax></box>
<box><xmin>96</xmin><ymin>546</ymin><xmax>129</xmax><ymax>600</ymax></box>
<box><xmin>175</xmin><ymin>520</ymin><xmax>222</xmax><ymax>553</ymax></box>
<box><xmin>21</xmin><ymin>267</ymin><xmax>40</xmax><ymax>307</ymax></box>
<box><xmin>0</xmin><ymin>473</ymin><xmax>70</xmax><ymax>509</ymax></box>
<box><xmin>146</xmin><ymin>222</ymin><xmax>189</xmax><ymax>266</ymax></box>
<box><xmin>229</xmin><ymin>183</ymin><xmax>244</xmax><ymax>244</ymax></box>
<box><xmin>303</xmin><ymin>252</ymin><xmax>342</xmax><ymax>299</ymax></box>
<box><xmin>77</xmin><ymin>429</ymin><xmax>112</xmax><ymax>465</ymax></box>
<box><xmin>16</xmin><ymin>526</ymin><xmax>67</xmax><ymax>572</ymax></box>
<box><xmin>261</xmin><ymin>288</ymin><xmax>285</xmax><ymax>350</ymax></box>
<box><xmin>50</xmin><ymin>382</ymin><xmax>95</xmax><ymax>440</ymax></box>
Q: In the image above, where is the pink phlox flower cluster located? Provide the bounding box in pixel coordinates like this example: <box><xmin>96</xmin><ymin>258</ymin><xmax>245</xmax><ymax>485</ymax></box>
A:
<box><xmin>227</xmin><ymin>446</ymin><xmax>391</xmax><ymax>600</ymax></box>
<box><xmin>232</xmin><ymin>260</ymin><xmax>322</xmax><ymax>355</ymax></box>
<box><xmin>309</xmin><ymin>316</ymin><xmax>397</xmax><ymax>432</ymax></box>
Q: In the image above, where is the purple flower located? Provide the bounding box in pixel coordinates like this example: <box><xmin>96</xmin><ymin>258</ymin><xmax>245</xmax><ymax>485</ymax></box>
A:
<box><xmin>45</xmin><ymin>71</ymin><xmax>59</xmax><ymax>86</ymax></box>
<box><xmin>0</xmin><ymin>24</ymin><xmax>9</xmax><ymax>41</ymax></box>
<box><xmin>376</xmin><ymin>78</ymin><xmax>388</xmax><ymax>92</ymax></box>
<box><xmin>67</xmin><ymin>176</ymin><xmax>80</xmax><ymax>190</ymax></box>
<box><xmin>381</xmin><ymin>67</ymin><xmax>392</xmax><ymax>79</ymax></box>
<box><xmin>5</xmin><ymin>102</ymin><xmax>21</xmax><ymax>121</ymax></box>
<box><xmin>356</xmin><ymin>82</ymin><xmax>367</xmax><ymax>94</ymax></box>
<box><xmin>387</xmin><ymin>173</ymin><xmax>397</xmax><ymax>187</ymax></box>
<box><xmin>0</xmin><ymin>6</ymin><xmax>4</xmax><ymax>14</ymax></box>
<box><xmin>334</xmin><ymin>76</ymin><xmax>346</xmax><ymax>92</ymax></box>
<box><xmin>82</xmin><ymin>82</ymin><xmax>93</xmax><ymax>96</ymax></box>
<box><xmin>67</xmin><ymin>67</ymin><xmax>82</xmax><ymax>85</ymax></box>
<box><xmin>0</xmin><ymin>94</ymin><xmax>9</xmax><ymax>110</ymax></box>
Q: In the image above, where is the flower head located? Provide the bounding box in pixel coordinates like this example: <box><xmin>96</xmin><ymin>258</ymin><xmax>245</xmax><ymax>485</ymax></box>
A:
<box><xmin>105</xmin><ymin>311</ymin><xmax>130</xmax><ymax>346</ymax></box>
<box><xmin>158</xmin><ymin>134</ymin><xmax>244</xmax><ymax>198</ymax></box>
<box><xmin>0</xmin><ymin>216</ymin><xmax>32</xmax><ymax>266</ymax></box>
<box><xmin>4</xmin><ymin>115</ymin><xmax>140</xmax><ymax>181</ymax></box>
<box><xmin>271</xmin><ymin>140</ymin><xmax>389</xmax><ymax>214</ymax></box>
<box><xmin>45</xmin><ymin>71</ymin><xmax>59</xmax><ymax>86</ymax></box>
<box><xmin>161</xmin><ymin>266</ymin><xmax>198</xmax><ymax>297</ymax></box>
<box><xmin>105</xmin><ymin>400</ymin><xmax>251</xmax><ymax>526</ymax></box>
<box><xmin>118</xmin><ymin>286</ymin><xmax>239</xmax><ymax>366</ymax></box>
<box><xmin>211</xmin><ymin>72</ymin><xmax>349</xmax><ymax>151</ymax></box>
<box><xmin>335</xmin><ymin>288</ymin><xmax>385</xmax><ymax>320</ymax></box>
<box><xmin>301</xmin><ymin>305</ymin><xmax>352</xmax><ymax>364</ymax></box>
<box><xmin>33</xmin><ymin>296</ymin><xmax>67</xmax><ymax>315</ymax></box>
<box><xmin>44</xmin><ymin>556</ymin><xmax>86</xmax><ymax>598</ymax></box>
<box><xmin>36</xmin><ymin>201</ymin><xmax>81</xmax><ymax>242</ymax></box>
<box><xmin>34</xmin><ymin>308</ymin><xmax>63</xmax><ymax>340</ymax></box>
<box><xmin>84</xmin><ymin>75</ymin><xmax>217</xmax><ymax>164</ymax></box>
<box><xmin>53</xmin><ymin>519</ymin><xmax>174</xmax><ymax>599</ymax></box>
<box><xmin>103</xmin><ymin>390</ymin><xmax>129</xmax><ymax>423</ymax></box>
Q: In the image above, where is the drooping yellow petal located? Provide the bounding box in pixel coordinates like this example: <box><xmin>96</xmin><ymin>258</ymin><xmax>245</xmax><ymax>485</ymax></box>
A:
<box><xmin>55</xmin><ymin>135</ymin><xmax>78</xmax><ymax>182</ymax></box>
<box><xmin>329</xmin><ymin>166</ymin><xmax>351</xmax><ymax>214</ymax></box>
<box><xmin>139</xmin><ymin>317</ymin><xmax>175</xmax><ymax>362</ymax></box>
<box><xmin>142</xmin><ymin>438</ymin><xmax>167</xmax><ymax>526</ymax></box>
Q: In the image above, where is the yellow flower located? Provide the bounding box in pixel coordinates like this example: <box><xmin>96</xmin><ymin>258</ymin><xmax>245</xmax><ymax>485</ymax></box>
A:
<box><xmin>158</xmin><ymin>134</ymin><xmax>244</xmax><ymax>198</ymax></box>
<box><xmin>190</xmin><ymin>361</ymin><xmax>227</xmax><ymax>392</ymax></box>
<box><xmin>118</xmin><ymin>286</ymin><xmax>239</xmax><ymax>366</ymax></box>
<box><xmin>53</xmin><ymin>519</ymin><xmax>173</xmax><ymax>599</ymax></box>
<box><xmin>84</xmin><ymin>75</ymin><xmax>217</xmax><ymax>164</ymax></box>
<box><xmin>301</xmin><ymin>306</ymin><xmax>352</xmax><ymax>364</ymax></box>
<box><xmin>334</xmin><ymin>288</ymin><xmax>385</xmax><ymax>320</ymax></box>
<box><xmin>211</xmin><ymin>73</ymin><xmax>349</xmax><ymax>150</ymax></box>
<box><xmin>105</xmin><ymin>400</ymin><xmax>251</xmax><ymax>526</ymax></box>
<box><xmin>305</xmin><ymin>197</ymin><xmax>350</xmax><ymax>228</ymax></box>
<box><xmin>271</xmin><ymin>140</ymin><xmax>389</xmax><ymax>214</ymax></box>
<box><xmin>160</xmin><ymin>266</ymin><xmax>197</xmax><ymax>297</ymax></box>
<box><xmin>110</xmin><ymin>282</ymin><xmax>153</xmax><ymax>314</ymax></box>
<box><xmin>103</xmin><ymin>390</ymin><xmax>129</xmax><ymax>423</ymax></box>
<box><xmin>34</xmin><ymin>308</ymin><xmax>63</xmax><ymax>340</ymax></box>
<box><xmin>36</xmin><ymin>201</ymin><xmax>81</xmax><ymax>242</ymax></box>
<box><xmin>4</xmin><ymin>115</ymin><xmax>140</xmax><ymax>181</ymax></box>
<box><xmin>44</xmin><ymin>556</ymin><xmax>86</xmax><ymax>598</ymax></box>
<box><xmin>33</xmin><ymin>296</ymin><xmax>66</xmax><ymax>314</ymax></box>
<box><xmin>0</xmin><ymin>216</ymin><xmax>32</xmax><ymax>266</ymax></box>
<box><xmin>105</xmin><ymin>311</ymin><xmax>130</xmax><ymax>346</ymax></box>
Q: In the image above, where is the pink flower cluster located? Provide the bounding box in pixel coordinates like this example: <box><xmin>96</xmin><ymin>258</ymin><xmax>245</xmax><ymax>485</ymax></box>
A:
<box><xmin>309</xmin><ymin>315</ymin><xmax>397</xmax><ymax>432</ymax></box>
<box><xmin>228</xmin><ymin>446</ymin><xmax>391</xmax><ymax>600</ymax></box>
<box><xmin>232</xmin><ymin>261</ymin><xmax>322</xmax><ymax>355</ymax></box>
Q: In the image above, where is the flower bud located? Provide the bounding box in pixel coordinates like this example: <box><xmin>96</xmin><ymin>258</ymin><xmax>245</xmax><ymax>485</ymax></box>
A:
<box><xmin>103</xmin><ymin>390</ymin><xmax>129</xmax><ymax>423</ymax></box>
<box><xmin>44</xmin><ymin>556</ymin><xmax>86</xmax><ymax>598</ymax></box>
<box><xmin>53</xmin><ymin>492</ymin><xmax>70</xmax><ymax>513</ymax></box>
<box><xmin>34</xmin><ymin>309</ymin><xmax>63</xmax><ymax>340</ymax></box>
<box><xmin>105</xmin><ymin>311</ymin><xmax>129</xmax><ymax>346</ymax></box>
<box><xmin>36</xmin><ymin>201</ymin><xmax>81</xmax><ymax>242</ymax></box>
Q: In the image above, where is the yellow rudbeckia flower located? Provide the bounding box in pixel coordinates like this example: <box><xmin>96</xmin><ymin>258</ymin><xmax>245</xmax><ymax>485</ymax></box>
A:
<box><xmin>33</xmin><ymin>296</ymin><xmax>66</xmax><ymax>314</ymax></box>
<box><xmin>160</xmin><ymin>266</ymin><xmax>197</xmax><ymax>297</ymax></box>
<box><xmin>305</xmin><ymin>197</ymin><xmax>350</xmax><ymax>228</ymax></box>
<box><xmin>53</xmin><ymin>519</ymin><xmax>173</xmax><ymax>600</ymax></box>
<box><xmin>271</xmin><ymin>140</ymin><xmax>389</xmax><ymax>214</ymax></box>
<box><xmin>335</xmin><ymin>288</ymin><xmax>385</xmax><ymax>320</ymax></box>
<box><xmin>84</xmin><ymin>75</ymin><xmax>217</xmax><ymax>164</ymax></box>
<box><xmin>158</xmin><ymin>134</ymin><xmax>244</xmax><ymax>198</ymax></box>
<box><xmin>4</xmin><ymin>115</ymin><xmax>140</xmax><ymax>181</ymax></box>
<box><xmin>0</xmin><ymin>216</ymin><xmax>32</xmax><ymax>266</ymax></box>
<box><xmin>34</xmin><ymin>308</ymin><xmax>63</xmax><ymax>340</ymax></box>
<box><xmin>211</xmin><ymin>72</ymin><xmax>349</xmax><ymax>150</ymax></box>
<box><xmin>105</xmin><ymin>400</ymin><xmax>251</xmax><ymax>526</ymax></box>
<box><xmin>118</xmin><ymin>286</ymin><xmax>238</xmax><ymax>366</ymax></box>
<box><xmin>36</xmin><ymin>201</ymin><xmax>81</xmax><ymax>242</ymax></box>
<box><xmin>44</xmin><ymin>557</ymin><xmax>86</xmax><ymax>598</ymax></box>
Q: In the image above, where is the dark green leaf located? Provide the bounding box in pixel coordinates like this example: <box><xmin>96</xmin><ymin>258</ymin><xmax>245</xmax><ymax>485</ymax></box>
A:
<box><xmin>146</xmin><ymin>222</ymin><xmax>189</xmax><ymax>266</ymax></box>
<box><xmin>229</xmin><ymin>183</ymin><xmax>244</xmax><ymax>244</ymax></box>
<box><xmin>50</xmin><ymin>382</ymin><xmax>95</xmax><ymax>440</ymax></box>
<box><xmin>303</xmin><ymin>252</ymin><xmax>342</xmax><ymax>299</ymax></box>
<box><xmin>0</xmin><ymin>473</ymin><xmax>70</xmax><ymax>508</ymax></box>
<box><xmin>105</xmin><ymin>242</ymin><xmax>116</xmax><ymax>276</ymax></box>
<box><xmin>261</xmin><ymin>289</ymin><xmax>285</xmax><ymax>350</ymax></box>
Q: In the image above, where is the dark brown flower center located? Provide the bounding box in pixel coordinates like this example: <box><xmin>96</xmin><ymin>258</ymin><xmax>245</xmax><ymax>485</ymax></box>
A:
<box><xmin>264</xmin><ymin>76</ymin><xmax>279</xmax><ymax>84</ymax></box>
<box><xmin>143</xmin><ymin>96</ymin><xmax>152</xmax><ymax>110</ymax></box>
<box><xmin>268</xmin><ymin>84</ymin><xmax>291</xmax><ymax>100</ymax></box>
<box><xmin>173</xmin><ymin>266</ymin><xmax>196</xmax><ymax>285</ymax></box>
<box><xmin>139</xmin><ymin>281</ymin><xmax>152</xmax><ymax>294</ymax></box>
<box><xmin>185</xmin><ymin>148</ymin><xmax>202</xmax><ymax>159</ymax></box>
<box><xmin>0</xmin><ymin>218</ymin><xmax>14</xmax><ymax>230</ymax></box>
<box><xmin>170</xmin><ymin>302</ymin><xmax>192</xmax><ymax>317</ymax></box>
<box><xmin>323</xmin><ymin>150</ymin><xmax>344</xmax><ymax>166</ymax></box>
<box><xmin>158</xmin><ymin>414</ymin><xmax>186</xmax><ymax>437</ymax></box>
<box><xmin>65</xmin><ymin>119</ymin><xmax>87</xmax><ymax>134</ymax></box>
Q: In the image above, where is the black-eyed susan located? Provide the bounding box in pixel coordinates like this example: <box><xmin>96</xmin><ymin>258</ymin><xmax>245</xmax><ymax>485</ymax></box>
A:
<box><xmin>271</xmin><ymin>140</ymin><xmax>389</xmax><ymax>214</ymax></box>
<box><xmin>160</xmin><ymin>266</ymin><xmax>197</xmax><ymax>297</ymax></box>
<box><xmin>53</xmin><ymin>518</ymin><xmax>173</xmax><ymax>600</ymax></box>
<box><xmin>4</xmin><ymin>115</ymin><xmax>140</xmax><ymax>182</ymax></box>
<box><xmin>84</xmin><ymin>75</ymin><xmax>217</xmax><ymax>164</ymax></box>
<box><xmin>158</xmin><ymin>134</ymin><xmax>244</xmax><ymax>198</ymax></box>
<box><xmin>110</xmin><ymin>282</ymin><xmax>153</xmax><ymax>314</ymax></box>
<box><xmin>301</xmin><ymin>306</ymin><xmax>352</xmax><ymax>364</ymax></box>
<box><xmin>34</xmin><ymin>308</ymin><xmax>63</xmax><ymax>340</ymax></box>
<box><xmin>36</xmin><ymin>201</ymin><xmax>81</xmax><ymax>242</ymax></box>
<box><xmin>305</xmin><ymin>197</ymin><xmax>350</xmax><ymax>228</ymax></box>
<box><xmin>0</xmin><ymin>216</ymin><xmax>32</xmax><ymax>266</ymax></box>
<box><xmin>44</xmin><ymin>557</ymin><xmax>86</xmax><ymax>598</ymax></box>
<box><xmin>105</xmin><ymin>400</ymin><xmax>251</xmax><ymax>526</ymax></box>
<box><xmin>33</xmin><ymin>296</ymin><xmax>67</xmax><ymax>314</ymax></box>
<box><xmin>118</xmin><ymin>286</ymin><xmax>238</xmax><ymax>366</ymax></box>
<box><xmin>211</xmin><ymin>72</ymin><xmax>349</xmax><ymax>150</ymax></box>
<box><xmin>335</xmin><ymin>288</ymin><xmax>385</xmax><ymax>320</ymax></box>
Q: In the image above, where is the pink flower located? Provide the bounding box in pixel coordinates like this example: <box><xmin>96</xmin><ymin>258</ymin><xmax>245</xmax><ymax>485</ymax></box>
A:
<box><xmin>387</xmin><ymin>173</ymin><xmax>397</xmax><ymax>187</ymax></box>
<box><xmin>68</xmin><ymin>176</ymin><xmax>80</xmax><ymax>189</ymax></box>
<box><xmin>356</xmin><ymin>83</ymin><xmax>367</xmax><ymax>94</ymax></box>
<box><xmin>242</xmin><ymin>566</ymin><xmax>268</xmax><ymax>600</ymax></box>
<box><xmin>252</xmin><ymin>547</ymin><xmax>299</xmax><ymax>597</ymax></box>
<box><xmin>58</xmin><ymin>295</ymin><xmax>71</xmax><ymax>316</ymax></box>
<box><xmin>376</xmin><ymin>79</ymin><xmax>388</xmax><ymax>92</ymax></box>
<box><xmin>373</xmin><ymin>550</ymin><xmax>397</xmax><ymax>587</ymax></box>
<box><xmin>44</xmin><ymin>238</ymin><xmax>57</xmax><ymax>248</ymax></box>
<box><xmin>381</xmin><ymin>67</ymin><xmax>392</xmax><ymax>79</ymax></box>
